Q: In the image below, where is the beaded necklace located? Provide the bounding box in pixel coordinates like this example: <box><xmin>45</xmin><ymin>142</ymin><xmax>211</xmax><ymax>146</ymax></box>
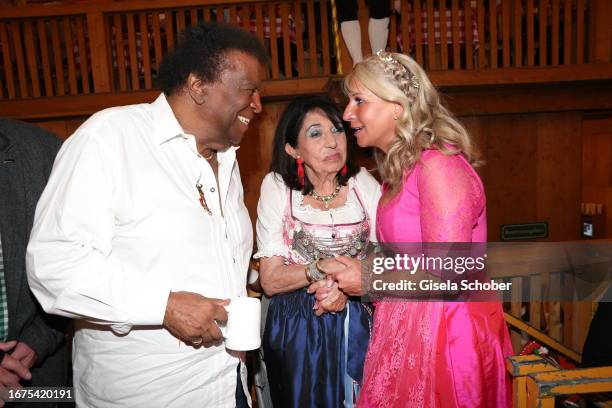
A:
<box><xmin>310</xmin><ymin>184</ymin><xmax>342</xmax><ymax>209</ymax></box>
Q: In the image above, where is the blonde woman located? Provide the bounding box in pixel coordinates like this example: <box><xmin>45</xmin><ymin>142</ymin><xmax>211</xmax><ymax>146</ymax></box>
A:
<box><xmin>321</xmin><ymin>52</ymin><xmax>513</xmax><ymax>407</ymax></box>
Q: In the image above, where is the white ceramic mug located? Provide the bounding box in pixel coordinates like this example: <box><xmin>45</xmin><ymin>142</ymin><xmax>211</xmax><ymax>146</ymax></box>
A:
<box><xmin>218</xmin><ymin>297</ymin><xmax>261</xmax><ymax>351</ymax></box>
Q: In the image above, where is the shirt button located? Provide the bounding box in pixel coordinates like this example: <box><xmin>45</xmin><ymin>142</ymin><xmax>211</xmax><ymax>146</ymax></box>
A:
<box><xmin>233</xmin><ymin>258</ymin><xmax>236</xmax><ymax>264</ymax></box>
<box><xmin>210</xmin><ymin>187</ymin><xmax>216</xmax><ymax>193</ymax></box>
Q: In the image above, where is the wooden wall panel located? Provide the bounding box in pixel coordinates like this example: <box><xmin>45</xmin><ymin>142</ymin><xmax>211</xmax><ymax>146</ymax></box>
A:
<box><xmin>32</xmin><ymin>117</ymin><xmax>87</xmax><ymax>140</ymax></box>
<box><xmin>582</xmin><ymin>115</ymin><xmax>612</xmax><ymax>237</ymax></box>
<box><xmin>237</xmin><ymin>101</ymin><xmax>288</xmax><ymax>232</ymax></box>
<box><xmin>483</xmin><ymin>115</ymin><xmax>539</xmax><ymax>240</ymax></box>
<box><xmin>462</xmin><ymin>116</ymin><xmax>484</xmax><ymax>187</ymax></box>
<box><xmin>462</xmin><ymin>112</ymin><xmax>582</xmax><ymax>241</ymax></box>
<box><xmin>535</xmin><ymin>113</ymin><xmax>582</xmax><ymax>240</ymax></box>
<box><xmin>31</xmin><ymin>120</ymin><xmax>68</xmax><ymax>139</ymax></box>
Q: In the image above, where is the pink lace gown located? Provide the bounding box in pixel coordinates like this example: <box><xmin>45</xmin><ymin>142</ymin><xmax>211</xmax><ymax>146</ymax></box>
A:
<box><xmin>357</xmin><ymin>149</ymin><xmax>513</xmax><ymax>408</ymax></box>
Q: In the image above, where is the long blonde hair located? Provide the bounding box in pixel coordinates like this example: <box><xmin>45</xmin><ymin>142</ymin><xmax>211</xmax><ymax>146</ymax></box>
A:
<box><xmin>344</xmin><ymin>52</ymin><xmax>481</xmax><ymax>188</ymax></box>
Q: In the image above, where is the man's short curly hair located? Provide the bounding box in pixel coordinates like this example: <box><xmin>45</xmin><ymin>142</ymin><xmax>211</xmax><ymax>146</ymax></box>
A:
<box><xmin>158</xmin><ymin>22</ymin><xmax>269</xmax><ymax>96</ymax></box>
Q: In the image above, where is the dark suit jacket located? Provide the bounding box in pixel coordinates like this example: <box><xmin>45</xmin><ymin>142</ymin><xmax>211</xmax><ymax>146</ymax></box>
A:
<box><xmin>0</xmin><ymin>118</ymin><xmax>67</xmax><ymax>393</ymax></box>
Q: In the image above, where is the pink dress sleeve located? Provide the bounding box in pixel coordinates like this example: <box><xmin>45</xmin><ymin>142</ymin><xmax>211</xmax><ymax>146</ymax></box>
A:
<box><xmin>416</xmin><ymin>152</ymin><xmax>484</xmax><ymax>242</ymax></box>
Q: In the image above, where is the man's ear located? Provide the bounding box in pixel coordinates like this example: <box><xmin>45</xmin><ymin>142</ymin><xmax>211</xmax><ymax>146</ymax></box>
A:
<box><xmin>285</xmin><ymin>143</ymin><xmax>298</xmax><ymax>159</ymax></box>
<box><xmin>187</xmin><ymin>73</ymin><xmax>207</xmax><ymax>105</ymax></box>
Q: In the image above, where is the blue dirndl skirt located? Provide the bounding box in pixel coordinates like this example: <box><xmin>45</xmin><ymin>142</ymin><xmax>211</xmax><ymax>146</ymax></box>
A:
<box><xmin>263</xmin><ymin>289</ymin><xmax>371</xmax><ymax>408</ymax></box>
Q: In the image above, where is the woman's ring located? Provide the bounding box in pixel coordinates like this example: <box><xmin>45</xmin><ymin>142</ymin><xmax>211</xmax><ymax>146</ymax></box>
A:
<box><xmin>191</xmin><ymin>337</ymin><xmax>203</xmax><ymax>346</ymax></box>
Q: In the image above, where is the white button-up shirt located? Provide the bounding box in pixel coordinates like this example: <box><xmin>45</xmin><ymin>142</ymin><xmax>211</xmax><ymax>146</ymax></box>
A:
<box><xmin>26</xmin><ymin>94</ymin><xmax>253</xmax><ymax>407</ymax></box>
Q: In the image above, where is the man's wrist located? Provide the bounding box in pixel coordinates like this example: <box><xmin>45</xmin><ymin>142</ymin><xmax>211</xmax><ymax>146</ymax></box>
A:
<box><xmin>361</xmin><ymin>254</ymin><xmax>380</xmax><ymax>297</ymax></box>
<box><xmin>163</xmin><ymin>291</ymin><xmax>175</xmax><ymax>326</ymax></box>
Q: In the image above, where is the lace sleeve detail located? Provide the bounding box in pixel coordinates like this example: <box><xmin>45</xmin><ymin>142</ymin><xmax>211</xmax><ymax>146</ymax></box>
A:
<box><xmin>417</xmin><ymin>152</ymin><xmax>484</xmax><ymax>242</ymax></box>
<box><xmin>252</xmin><ymin>247</ymin><xmax>288</xmax><ymax>259</ymax></box>
<box><xmin>254</xmin><ymin>173</ymin><xmax>289</xmax><ymax>259</ymax></box>
<box><xmin>354</xmin><ymin>168</ymin><xmax>383</xmax><ymax>242</ymax></box>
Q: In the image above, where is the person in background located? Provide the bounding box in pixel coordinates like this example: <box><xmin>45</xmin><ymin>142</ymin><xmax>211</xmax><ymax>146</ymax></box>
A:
<box><xmin>26</xmin><ymin>22</ymin><xmax>268</xmax><ymax>407</ymax></box>
<box><xmin>0</xmin><ymin>118</ymin><xmax>67</xmax><ymax>407</ymax></box>
<box><xmin>337</xmin><ymin>0</ymin><xmax>390</xmax><ymax>64</ymax></box>
<box><xmin>582</xmin><ymin>288</ymin><xmax>612</xmax><ymax>368</ymax></box>
<box><xmin>255</xmin><ymin>96</ymin><xmax>380</xmax><ymax>407</ymax></box>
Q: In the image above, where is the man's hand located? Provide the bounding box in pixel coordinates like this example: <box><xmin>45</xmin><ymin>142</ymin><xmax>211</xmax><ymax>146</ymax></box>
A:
<box><xmin>0</xmin><ymin>341</ymin><xmax>31</xmax><ymax>382</ymax></box>
<box><xmin>1</xmin><ymin>354</ymin><xmax>32</xmax><ymax>383</ymax></box>
<box><xmin>325</xmin><ymin>255</ymin><xmax>364</xmax><ymax>296</ymax></box>
<box><xmin>10</xmin><ymin>343</ymin><xmax>37</xmax><ymax>370</ymax></box>
<box><xmin>0</xmin><ymin>340</ymin><xmax>31</xmax><ymax>406</ymax></box>
<box><xmin>163</xmin><ymin>292</ymin><xmax>229</xmax><ymax>348</ymax></box>
<box><xmin>315</xmin><ymin>258</ymin><xmax>345</xmax><ymax>274</ymax></box>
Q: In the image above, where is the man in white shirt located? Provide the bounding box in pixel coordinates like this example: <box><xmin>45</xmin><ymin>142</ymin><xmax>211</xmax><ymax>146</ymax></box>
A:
<box><xmin>26</xmin><ymin>22</ymin><xmax>268</xmax><ymax>407</ymax></box>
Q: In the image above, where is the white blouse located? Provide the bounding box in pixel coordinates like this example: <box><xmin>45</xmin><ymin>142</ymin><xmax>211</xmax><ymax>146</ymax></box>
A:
<box><xmin>255</xmin><ymin>168</ymin><xmax>382</xmax><ymax>260</ymax></box>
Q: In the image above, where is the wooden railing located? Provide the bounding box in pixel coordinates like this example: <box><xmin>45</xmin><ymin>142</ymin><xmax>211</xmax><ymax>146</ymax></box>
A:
<box><xmin>0</xmin><ymin>0</ymin><xmax>341</xmax><ymax>99</ymax></box>
<box><xmin>487</xmin><ymin>241</ymin><xmax>611</xmax><ymax>356</ymax></box>
<box><xmin>1</xmin><ymin>0</ymin><xmax>610</xmax><ymax>102</ymax></box>
<box><xmin>490</xmin><ymin>242</ymin><xmax>612</xmax><ymax>406</ymax></box>
<box><xmin>387</xmin><ymin>0</ymin><xmax>591</xmax><ymax>70</ymax></box>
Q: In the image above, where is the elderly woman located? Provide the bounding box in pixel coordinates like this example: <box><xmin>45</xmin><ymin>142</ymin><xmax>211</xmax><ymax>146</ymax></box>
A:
<box><xmin>254</xmin><ymin>96</ymin><xmax>380</xmax><ymax>408</ymax></box>
<box><xmin>321</xmin><ymin>52</ymin><xmax>513</xmax><ymax>407</ymax></box>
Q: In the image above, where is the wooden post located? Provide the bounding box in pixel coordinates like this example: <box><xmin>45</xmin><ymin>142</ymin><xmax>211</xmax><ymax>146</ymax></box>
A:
<box><xmin>574</xmin><ymin>301</ymin><xmax>594</xmax><ymax>352</ymax></box>
<box><xmin>86</xmin><ymin>12</ymin><xmax>112</xmax><ymax>92</ymax></box>
<box><xmin>547</xmin><ymin>273</ymin><xmax>562</xmax><ymax>342</ymax></box>
<box><xmin>529</xmin><ymin>274</ymin><xmax>542</xmax><ymax>330</ymax></box>
<box><xmin>506</xmin><ymin>355</ymin><xmax>558</xmax><ymax>408</ymax></box>
<box><xmin>526</xmin><ymin>372</ymin><xmax>555</xmax><ymax>408</ymax></box>
<box><xmin>511</xmin><ymin>276</ymin><xmax>523</xmax><ymax>353</ymax></box>
<box><xmin>329</xmin><ymin>0</ymin><xmax>342</xmax><ymax>75</ymax></box>
<box><xmin>590</xmin><ymin>0</ymin><xmax>611</xmax><ymax>62</ymax></box>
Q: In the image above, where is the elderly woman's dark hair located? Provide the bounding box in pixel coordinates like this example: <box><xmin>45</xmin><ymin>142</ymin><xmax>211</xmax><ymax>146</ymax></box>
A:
<box><xmin>270</xmin><ymin>96</ymin><xmax>359</xmax><ymax>194</ymax></box>
<box><xmin>158</xmin><ymin>22</ymin><xmax>269</xmax><ymax>95</ymax></box>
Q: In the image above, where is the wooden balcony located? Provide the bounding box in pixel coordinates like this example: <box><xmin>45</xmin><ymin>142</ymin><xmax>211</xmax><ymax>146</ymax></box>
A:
<box><xmin>0</xmin><ymin>0</ymin><xmax>610</xmax><ymax>118</ymax></box>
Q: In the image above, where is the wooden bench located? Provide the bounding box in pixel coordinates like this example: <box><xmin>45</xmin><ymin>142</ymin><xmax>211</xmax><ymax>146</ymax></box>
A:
<box><xmin>507</xmin><ymin>355</ymin><xmax>612</xmax><ymax>408</ymax></box>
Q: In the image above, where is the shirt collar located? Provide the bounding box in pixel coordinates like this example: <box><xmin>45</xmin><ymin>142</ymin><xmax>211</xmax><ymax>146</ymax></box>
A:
<box><xmin>151</xmin><ymin>92</ymin><xmax>241</xmax><ymax>160</ymax></box>
<box><xmin>152</xmin><ymin>93</ymin><xmax>185</xmax><ymax>144</ymax></box>
<box><xmin>151</xmin><ymin>93</ymin><xmax>240</xmax><ymax>155</ymax></box>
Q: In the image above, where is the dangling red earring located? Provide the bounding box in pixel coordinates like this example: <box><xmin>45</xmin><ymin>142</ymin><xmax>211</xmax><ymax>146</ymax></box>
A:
<box><xmin>296</xmin><ymin>158</ymin><xmax>305</xmax><ymax>187</ymax></box>
<box><xmin>340</xmin><ymin>164</ymin><xmax>348</xmax><ymax>177</ymax></box>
